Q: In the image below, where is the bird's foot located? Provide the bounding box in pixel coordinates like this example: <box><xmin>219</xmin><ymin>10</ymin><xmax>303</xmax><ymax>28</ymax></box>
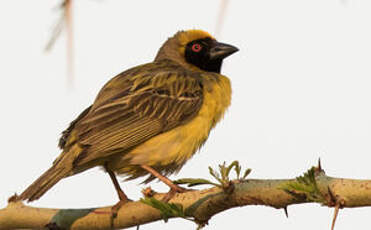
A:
<box><xmin>111</xmin><ymin>197</ymin><xmax>131</xmax><ymax>219</ymax></box>
<box><xmin>162</xmin><ymin>184</ymin><xmax>192</xmax><ymax>202</ymax></box>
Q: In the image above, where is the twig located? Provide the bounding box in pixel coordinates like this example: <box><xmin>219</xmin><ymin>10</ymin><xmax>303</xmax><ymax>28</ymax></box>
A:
<box><xmin>45</xmin><ymin>0</ymin><xmax>74</xmax><ymax>87</ymax></box>
<box><xmin>65</xmin><ymin>0</ymin><xmax>74</xmax><ymax>87</ymax></box>
<box><xmin>215</xmin><ymin>0</ymin><xmax>229</xmax><ymax>37</ymax></box>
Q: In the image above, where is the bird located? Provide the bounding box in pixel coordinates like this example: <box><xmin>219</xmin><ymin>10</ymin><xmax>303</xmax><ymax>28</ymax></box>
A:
<box><xmin>18</xmin><ymin>29</ymin><xmax>238</xmax><ymax>213</ymax></box>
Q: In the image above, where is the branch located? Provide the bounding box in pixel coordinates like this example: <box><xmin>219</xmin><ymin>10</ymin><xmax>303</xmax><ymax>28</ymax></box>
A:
<box><xmin>2</xmin><ymin>168</ymin><xmax>371</xmax><ymax>230</ymax></box>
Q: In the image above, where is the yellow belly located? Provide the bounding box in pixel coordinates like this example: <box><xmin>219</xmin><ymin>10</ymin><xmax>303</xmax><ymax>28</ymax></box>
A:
<box><xmin>111</xmin><ymin>74</ymin><xmax>231</xmax><ymax>178</ymax></box>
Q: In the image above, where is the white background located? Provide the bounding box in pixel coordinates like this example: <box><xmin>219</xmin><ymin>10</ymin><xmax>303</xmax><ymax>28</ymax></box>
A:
<box><xmin>1</xmin><ymin>0</ymin><xmax>371</xmax><ymax>229</ymax></box>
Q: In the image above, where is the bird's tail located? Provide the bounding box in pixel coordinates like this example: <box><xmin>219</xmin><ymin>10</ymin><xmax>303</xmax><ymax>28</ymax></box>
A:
<box><xmin>18</xmin><ymin>151</ymin><xmax>74</xmax><ymax>202</ymax></box>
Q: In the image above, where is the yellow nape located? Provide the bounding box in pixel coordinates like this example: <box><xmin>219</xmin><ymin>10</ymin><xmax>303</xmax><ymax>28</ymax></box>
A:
<box><xmin>176</xmin><ymin>29</ymin><xmax>215</xmax><ymax>46</ymax></box>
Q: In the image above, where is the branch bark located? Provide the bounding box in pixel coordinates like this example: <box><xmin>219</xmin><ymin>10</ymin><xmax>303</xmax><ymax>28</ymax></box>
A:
<box><xmin>1</xmin><ymin>172</ymin><xmax>371</xmax><ymax>230</ymax></box>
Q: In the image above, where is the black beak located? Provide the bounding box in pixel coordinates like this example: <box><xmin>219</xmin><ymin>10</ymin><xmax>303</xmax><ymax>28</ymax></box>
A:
<box><xmin>209</xmin><ymin>42</ymin><xmax>239</xmax><ymax>60</ymax></box>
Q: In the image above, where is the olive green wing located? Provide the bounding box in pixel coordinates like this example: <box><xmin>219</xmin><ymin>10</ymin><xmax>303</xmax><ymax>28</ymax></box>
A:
<box><xmin>58</xmin><ymin>105</ymin><xmax>92</xmax><ymax>150</ymax></box>
<box><xmin>69</xmin><ymin>60</ymin><xmax>203</xmax><ymax>166</ymax></box>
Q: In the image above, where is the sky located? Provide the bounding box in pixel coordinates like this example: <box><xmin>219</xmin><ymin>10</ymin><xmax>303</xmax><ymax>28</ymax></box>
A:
<box><xmin>1</xmin><ymin>0</ymin><xmax>371</xmax><ymax>229</ymax></box>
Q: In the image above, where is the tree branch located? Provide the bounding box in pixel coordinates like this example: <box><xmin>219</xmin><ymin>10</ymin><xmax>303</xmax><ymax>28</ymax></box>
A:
<box><xmin>2</xmin><ymin>169</ymin><xmax>371</xmax><ymax>230</ymax></box>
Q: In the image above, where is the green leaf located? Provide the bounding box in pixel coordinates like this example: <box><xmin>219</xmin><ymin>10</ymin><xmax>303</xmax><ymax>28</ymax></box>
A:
<box><xmin>140</xmin><ymin>198</ymin><xmax>185</xmax><ymax>222</ymax></box>
<box><xmin>225</xmin><ymin>161</ymin><xmax>238</xmax><ymax>180</ymax></box>
<box><xmin>208</xmin><ymin>166</ymin><xmax>223</xmax><ymax>184</ymax></box>
<box><xmin>219</xmin><ymin>162</ymin><xmax>227</xmax><ymax>181</ymax></box>
<box><xmin>173</xmin><ymin>178</ymin><xmax>220</xmax><ymax>187</ymax></box>
<box><xmin>242</xmin><ymin>168</ymin><xmax>251</xmax><ymax>180</ymax></box>
<box><xmin>234</xmin><ymin>162</ymin><xmax>242</xmax><ymax>179</ymax></box>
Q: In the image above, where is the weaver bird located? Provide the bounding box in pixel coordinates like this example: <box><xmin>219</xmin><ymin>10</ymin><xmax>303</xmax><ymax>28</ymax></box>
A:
<box><xmin>18</xmin><ymin>29</ymin><xmax>238</xmax><ymax>211</ymax></box>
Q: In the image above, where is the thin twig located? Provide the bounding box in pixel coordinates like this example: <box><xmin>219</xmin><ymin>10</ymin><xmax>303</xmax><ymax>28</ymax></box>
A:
<box><xmin>215</xmin><ymin>0</ymin><xmax>229</xmax><ymax>37</ymax></box>
<box><xmin>331</xmin><ymin>203</ymin><xmax>341</xmax><ymax>230</ymax></box>
<box><xmin>44</xmin><ymin>13</ymin><xmax>65</xmax><ymax>51</ymax></box>
<box><xmin>45</xmin><ymin>0</ymin><xmax>74</xmax><ymax>87</ymax></box>
<box><xmin>65</xmin><ymin>0</ymin><xmax>74</xmax><ymax>87</ymax></box>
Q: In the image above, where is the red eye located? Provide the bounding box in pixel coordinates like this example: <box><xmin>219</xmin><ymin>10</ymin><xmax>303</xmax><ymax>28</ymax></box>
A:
<box><xmin>192</xmin><ymin>43</ymin><xmax>202</xmax><ymax>52</ymax></box>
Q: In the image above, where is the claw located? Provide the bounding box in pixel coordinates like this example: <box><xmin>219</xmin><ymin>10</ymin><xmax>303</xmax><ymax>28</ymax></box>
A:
<box><xmin>162</xmin><ymin>185</ymin><xmax>189</xmax><ymax>202</ymax></box>
<box><xmin>111</xmin><ymin>199</ymin><xmax>130</xmax><ymax>218</ymax></box>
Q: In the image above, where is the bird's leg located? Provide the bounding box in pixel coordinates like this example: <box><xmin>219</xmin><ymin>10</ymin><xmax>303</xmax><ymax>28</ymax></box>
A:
<box><xmin>141</xmin><ymin>164</ymin><xmax>189</xmax><ymax>202</ymax></box>
<box><xmin>105</xmin><ymin>164</ymin><xmax>130</xmax><ymax>218</ymax></box>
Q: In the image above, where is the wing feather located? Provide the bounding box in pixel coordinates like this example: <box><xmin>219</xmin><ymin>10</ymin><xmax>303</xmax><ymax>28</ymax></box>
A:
<box><xmin>64</xmin><ymin>60</ymin><xmax>203</xmax><ymax>166</ymax></box>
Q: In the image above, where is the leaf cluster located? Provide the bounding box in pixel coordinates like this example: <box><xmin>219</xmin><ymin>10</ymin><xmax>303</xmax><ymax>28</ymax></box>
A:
<box><xmin>140</xmin><ymin>198</ymin><xmax>186</xmax><ymax>222</ymax></box>
<box><xmin>174</xmin><ymin>161</ymin><xmax>251</xmax><ymax>190</ymax></box>
<box><xmin>282</xmin><ymin>167</ymin><xmax>325</xmax><ymax>203</ymax></box>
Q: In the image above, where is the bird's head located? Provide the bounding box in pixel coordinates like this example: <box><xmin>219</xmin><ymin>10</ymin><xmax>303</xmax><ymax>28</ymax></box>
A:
<box><xmin>155</xmin><ymin>29</ymin><xmax>238</xmax><ymax>74</ymax></box>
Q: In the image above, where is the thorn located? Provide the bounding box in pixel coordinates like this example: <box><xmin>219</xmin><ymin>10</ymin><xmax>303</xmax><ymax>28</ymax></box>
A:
<box><xmin>331</xmin><ymin>203</ymin><xmax>341</xmax><ymax>230</ymax></box>
<box><xmin>315</xmin><ymin>158</ymin><xmax>325</xmax><ymax>174</ymax></box>
<box><xmin>318</xmin><ymin>158</ymin><xmax>322</xmax><ymax>171</ymax></box>
<box><xmin>283</xmin><ymin>206</ymin><xmax>289</xmax><ymax>218</ymax></box>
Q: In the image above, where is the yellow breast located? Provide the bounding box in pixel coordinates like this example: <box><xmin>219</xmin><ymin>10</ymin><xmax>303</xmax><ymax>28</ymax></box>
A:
<box><xmin>113</xmin><ymin>74</ymin><xmax>231</xmax><ymax>175</ymax></box>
